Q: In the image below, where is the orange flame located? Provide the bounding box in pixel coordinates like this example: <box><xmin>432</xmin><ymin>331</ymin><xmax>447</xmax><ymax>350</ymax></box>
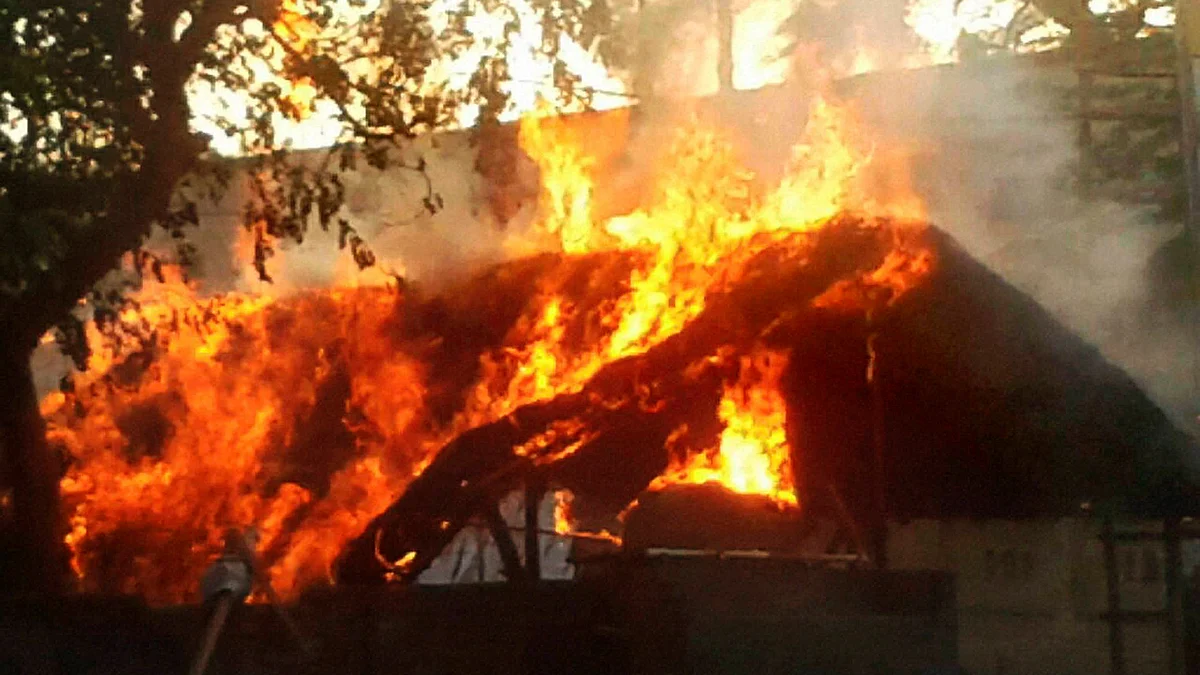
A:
<box><xmin>518</xmin><ymin>105</ymin><xmax>630</xmax><ymax>253</ymax></box>
<box><xmin>497</xmin><ymin>91</ymin><xmax>891</xmax><ymax>404</ymax></box>
<box><xmin>45</xmin><ymin>75</ymin><xmax>933</xmax><ymax>601</ymax></box>
<box><xmin>272</xmin><ymin>0</ymin><xmax>318</xmax><ymax>54</ymax></box>
<box><xmin>49</xmin><ymin>277</ymin><xmax>423</xmax><ymax>599</ymax></box>
<box><xmin>552</xmin><ymin>489</ymin><xmax>574</xmax><ymax>535</ymax></box>
<box><xmin>653</xmin><ymin>350</ymin><xmax>796</xmax><ymax>507</ymax></box>
<box><xmin>281</xmin><ymin>76</ymin><xmax>318</xmax><ymax>121</ymax></box>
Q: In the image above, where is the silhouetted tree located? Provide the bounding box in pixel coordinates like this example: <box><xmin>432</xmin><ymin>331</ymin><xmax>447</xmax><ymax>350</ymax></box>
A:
<box><xmin>0</xmin><ymin>0</ymin><xmax>616</xmax><ymax>594</ymax></box>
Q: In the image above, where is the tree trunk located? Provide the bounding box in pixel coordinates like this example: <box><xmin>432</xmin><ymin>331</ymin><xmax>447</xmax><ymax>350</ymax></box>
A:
<box><xmin>0</xmin><ymin>344</ymin><xmax>66</xmax><ymax>595</ymax></box>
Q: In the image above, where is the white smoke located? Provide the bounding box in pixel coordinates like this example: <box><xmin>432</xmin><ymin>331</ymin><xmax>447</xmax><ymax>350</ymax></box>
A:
<box><xmin>625</xmin><ymin>0</ymin><xmax>1198</xmax><ymax>432</ymax></box>
<box><xmin>835</xmin><ymin>16</ymin><xmax>1198</xmax><ymax>432</ymax></box>
<box><xmin>37</xmin><ymin>0</ymin><xmax>1199</xmax><ymax>436</ymax></box>
<box><xmin>859</xmin><ymin>56</ymin><xmax>1195</xmax><ymax>429</ymax></box>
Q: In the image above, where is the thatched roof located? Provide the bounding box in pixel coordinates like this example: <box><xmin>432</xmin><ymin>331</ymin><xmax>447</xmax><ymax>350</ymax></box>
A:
<box><xmin>337</xmin><ymin>218</ymin><xmax>1200</xmax><ymax>584</ymax></box>
<box><xmin>780</xmin><ymin>226</ymin><xmax>1200</xmax><ymax>521</ymax></box>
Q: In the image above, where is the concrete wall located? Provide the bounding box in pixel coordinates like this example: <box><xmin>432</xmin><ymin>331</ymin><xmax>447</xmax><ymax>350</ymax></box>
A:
<box><xmin>616</xmin><ymin>557</ymin><xmax>958</xmax><ymax>675</ymax></box>
<box><xmin>889</xmin><ymin>518</ymin><xmax>1192</xmax><ymax>675</ymax></box>
<box><xmin>0</xmin><ymin>564</ymin><xmax>956</xmax><ymax>675</ymax></box>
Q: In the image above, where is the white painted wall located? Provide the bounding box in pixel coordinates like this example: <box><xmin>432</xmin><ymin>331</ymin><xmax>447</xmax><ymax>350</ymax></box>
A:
<box><xmin>418</xmin><ymin>490</ymin><xmax>574</xmax><ymax>584</ymax></box>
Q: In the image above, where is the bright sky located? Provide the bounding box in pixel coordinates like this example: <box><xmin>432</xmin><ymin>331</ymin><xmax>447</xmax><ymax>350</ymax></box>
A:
<box><xmin>184</xmin><ymin>0</ymin><xmax>1179</xmax><ymax>155</ymax></box>
<box><xmin>189</xmin><ymin>0</ymin><xmax>629</xmax><ymax>156</ymax></box>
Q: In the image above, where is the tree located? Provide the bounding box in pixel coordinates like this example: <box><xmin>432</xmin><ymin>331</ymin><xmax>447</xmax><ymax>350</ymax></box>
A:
<box><xmin>0</xmin><ymin>0</ymin><xmax>616</xmax><ymax>593</ymax></box>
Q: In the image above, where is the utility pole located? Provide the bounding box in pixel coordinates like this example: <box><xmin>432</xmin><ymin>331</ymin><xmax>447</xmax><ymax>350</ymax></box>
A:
<box><xmin>1173</xmin><ymin>8</ymin><xmax>1199</xmax><ymax>675</ymax></box>
<box><xmin>715</xmin><ymin>0</ymin><xmax>734</xmax><ymax>93</ymax></box>
<box><xmin>1176</xmin><ymin>0</ymin><xmax>1200</xmax><ymax>421</ymax></box>
<box><xmin>1176</xmin><ymin>0</ymin><xmax>1200</xmax><ymax>242</ymax></box>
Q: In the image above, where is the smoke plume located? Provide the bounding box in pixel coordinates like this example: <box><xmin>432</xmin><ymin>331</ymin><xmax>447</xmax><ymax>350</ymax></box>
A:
<box><xmin>627</xmin><ymin>0</ymin><xmax>1198</xmax><ymax>433</ymax></box>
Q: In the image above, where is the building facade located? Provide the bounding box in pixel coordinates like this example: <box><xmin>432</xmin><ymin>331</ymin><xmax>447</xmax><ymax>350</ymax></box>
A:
<box><xmin>890</xmin><ymin>518</ymin><xmax>1197</xmax><ymax>675</ymax></box>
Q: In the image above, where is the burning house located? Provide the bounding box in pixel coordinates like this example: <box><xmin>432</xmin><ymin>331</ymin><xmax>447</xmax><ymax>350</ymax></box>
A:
<box><xmin>7</xmin><ymin>16</ymin><xmax>1200</xmax><ymax>675</ymax></box>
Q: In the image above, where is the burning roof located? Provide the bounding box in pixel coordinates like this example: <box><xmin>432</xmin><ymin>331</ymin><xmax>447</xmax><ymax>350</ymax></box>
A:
<box><xmin>38</xmin><ymin>88</ymin><xmax>1198</xmax><ymax>602</ymax></box>
<box><xmin>785</xmin><ymin>225</ymin><xmax>1199</xmax><ymax>521</ymax></box>
<box><xmin>336</xmin><ymin>218</ymin><xmax>1199</xmax><ymax>585</ymax></box>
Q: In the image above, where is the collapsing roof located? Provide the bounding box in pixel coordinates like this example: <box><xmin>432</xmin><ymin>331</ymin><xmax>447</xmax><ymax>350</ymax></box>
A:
<box><xmin>337</xmin><ymin>217</ymin><xmax>1199</xmax><ymax>585</ymax></box>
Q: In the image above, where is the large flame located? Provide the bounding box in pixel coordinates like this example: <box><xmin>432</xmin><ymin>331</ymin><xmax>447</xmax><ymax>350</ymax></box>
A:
<box><xmin>653</xmin><ymin>349</ymin><xmax>796</xmax><ymax>506</ymax></box>
<box><xmin>47</xmin><ymin>281</ymin><xmax>421</xmax><ymax>599</ymax></box>
<box><xmin>46</xmin><ymin>77</ymin><xmax>933</xmax><ymax>601</ymax></box>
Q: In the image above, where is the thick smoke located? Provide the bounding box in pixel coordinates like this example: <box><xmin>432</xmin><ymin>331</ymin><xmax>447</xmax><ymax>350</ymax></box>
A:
<box><xmin>846</xmin><ymin>48</ymin><xmax>1197</xmax><ymax>433</ymax></box>
<box><xmin>29</xmin><ymin>130</ymin><xmax>518</xmax><ymax>397</ymax></box>
<box><xmin>841</xmin><ymin>7</ymin><xmax>1196</xmax><ymax>434</ymax></box>
<box><xmin>625</xmin><ymin>0</ymin><xmax>1197</xmax><ymax>433</ymax></box>
<box><xmin>35</xmin><ymin>0</ymin><xmax>1199</xmax><ymax>438</ymax></box>
<box><xmin>188</xmin><ymin>131</ymin><xmax>515</xmax><ymax>294</ymax></box>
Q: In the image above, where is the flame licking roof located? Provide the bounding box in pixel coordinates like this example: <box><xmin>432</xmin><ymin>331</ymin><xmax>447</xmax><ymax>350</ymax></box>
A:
<box><xmin>41</xmin><ymin>87</ymin><xmax>1197</xmax><ymax>602</ymax></box>
<box><xmin>338</xmin><ymin>218</ymin><xmax>1200</xmax><ymax>585</ymax></box>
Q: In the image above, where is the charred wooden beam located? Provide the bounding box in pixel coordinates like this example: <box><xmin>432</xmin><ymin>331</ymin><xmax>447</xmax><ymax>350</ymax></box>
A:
<box><xmin>483</xmin><ymin>503</ymin><xmax>527</xmax><ymax>583</ymax></box>
<box><xmin>524</xmin><ymin>475</ymin><xmax>545</xmax><ymax>581</ymax></box>
<box><xmin>336</xmin><ymin>363</ymin><xmax>731</xmax><ymax>584</ymax></box>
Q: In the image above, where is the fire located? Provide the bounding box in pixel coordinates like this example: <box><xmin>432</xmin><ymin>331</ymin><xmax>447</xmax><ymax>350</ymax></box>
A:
<box><xmin>552</xmin><ymin>489</ymin><xmax>574</xmax><ymax>535</ymax></box>
<box><xmin>272</xmin><ymin>0</ymin><xmax>319</xmax><ymax>54</ymax></box>
<box><xmin>44</xmin><ymin>61</ymin><xmax>934</xmax><ymax>600</ymax></box>
<box><xmin>511</xmin><ymin>92</ymin><xmax>872</xmax><ymax>376</ymax></box>
<box><xmin>483</xmin><ymin>89</ymin><xmax>920</xmax><ymax>508</ymax></box>
<box><xmin>759</xmin><ymin>96</ymin><xmax>865</xmax><ymax>230</ymax></box>
<box><xmin>281</xmin><ymin>76</ymin><xmax>318</xmax><ymax>121</ymax></box>
<box><xmin>513</xmin><ymin>418</ymin><xmax>596</xmax><ymax>466</ymax></box>
<box><xmin>502</xmin><ymin>91</ymin><xmax>880</xmax><ymax>388</ymax></box>
<box><xmin>653</xmin><ymin>350</ymin><xmax>796</xmax><ymax>507</ymax></box>
<box><xmin>517</xmin><ymin>106</ymin><xmax>631</xmax><ymax>253</ymax></box>
<box><xmin>48</xmin><ymin>275</ymin><xmax>424</xmax><ymax>600</ymax></box>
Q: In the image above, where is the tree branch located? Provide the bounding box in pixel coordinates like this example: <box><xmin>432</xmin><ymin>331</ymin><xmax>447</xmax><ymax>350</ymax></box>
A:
<box><xmin>0</xmin><ymin>0</ymin><xmax>246</xmax><ymax>349</ymax></box>
<box><xmin>177</xmin><ymin>0</ymin><xmax>248</xmax><ymax>61</ymax></box>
